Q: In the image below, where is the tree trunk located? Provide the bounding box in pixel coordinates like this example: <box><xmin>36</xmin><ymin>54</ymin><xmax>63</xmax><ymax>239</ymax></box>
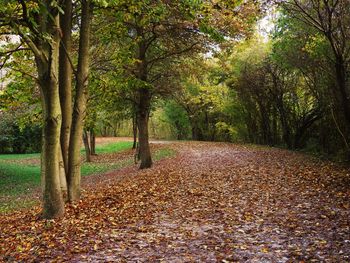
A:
<box><xmin>101</xmin><ymin>126</ymin><xmax>107</xmax><ymax>137</ymax></box>
<box><xmin>68</xmin><ymin>0</ymin><xmax>92</xmax><ymax>202</ymax></box>
<box><xmin>258</xmin><ymin>102</ymin><xmax>272</xmax><ymax>145</ymax></box>
<box><xmin>59</xmin><ymin>144</ymin><xmax>68</xmax><ymax>200</ymax></box>
<box><xmin>132</xmin><ymin>111</ymin><xmax>138</xmax><ymax>149</ymax></box>
<box><xmin>276</xmin><ymin>100</ymin><xmax>292</xmax><ymax>148</ymax></box>
<box><xmin>90</xmin><ymin>128</ymin><xmax>96</xmax><ymax>155</ymax></box>
<box><xmin>293</xmin><ymin>110</ymin><xmax>322</xmax><ymax>149</ymax></box>
<box><xmin>137</xmin><ymin>88</ymin><xmax>152</xmax><ymax>169</ymax></box>
<box><xmin>59</xmin><ymin>0</ymin><xmax>73</xmax><ymax>176</ymax></box>
<box><xmin>35</xmin><ymin>12</ymin><xmax>65</xmax><ymax>218</ymax></box>
<box><xmin>83</xmin><ymin>130</ymin><xmax>91</xmax><ymax>162</ymax></box>
<box><xmin>191</xmin><ymin>122</ymin><xmax>203</xmax><ymax>141</ymax></box>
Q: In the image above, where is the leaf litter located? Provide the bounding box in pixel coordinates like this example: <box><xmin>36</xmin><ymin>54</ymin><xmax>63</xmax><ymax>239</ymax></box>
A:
<box><xmin>0</xmin><ymin>141</ymin><xmax>349</xmax><ymax>262</ymax></box>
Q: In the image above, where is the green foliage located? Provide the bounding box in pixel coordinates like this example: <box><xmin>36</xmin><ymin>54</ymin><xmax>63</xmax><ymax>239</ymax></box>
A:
<box><xmin>0</xmin><ymin>112</ymin><xmax>41</xmax><ymax>154</ymax></box>
<box><xmin>163</xmin><ymin>100</ymin><xmax>191</xmax><ymax>140</ymax></box>
<box><xmin>162</xmin><ymin>56</ymin><xmax>246</xmax><ymax>142</ymax></box>
<box><xmin>215</xmin><ymin>121</ymin><xmax>238</xmax><ymax>141</ymax></box>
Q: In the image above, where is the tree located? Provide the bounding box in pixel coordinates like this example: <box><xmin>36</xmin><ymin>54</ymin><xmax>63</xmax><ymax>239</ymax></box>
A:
<box><xmin>0</xmin><ymin>0</ymin><xmax>94</xmax><ymax>215</ymax></box>
<box><xmin>101</xmin><ymin>0</ymin><xmax>258</xmax><ymax>168</ymax></box>
<box><xmin>272</xmin><ymin>7</ymin><xmax>350</xmax><ymax>156</ymax></box>
<box><xmin>67</xmin><ymin>0</ymin><xmax>92</xmax><ymax>202</ymax></box>
<box><xmin>224</xmin><ymin>36</ymin><xmax>324</xmax><ymax>148</ymax></box>
<box><xmin>282</xmin><ymin>0</ymin><xmax>350</xmax><ymax>130</ymax></box>
<box><xmin>59</xmin><ymin>0</ymin><xmax>73</xmax><ymax>177</ymax></box>
<box><xmin>1</xmin><ymin>0</ymin><xmax>65</xmax><ymax>218</ymax></box>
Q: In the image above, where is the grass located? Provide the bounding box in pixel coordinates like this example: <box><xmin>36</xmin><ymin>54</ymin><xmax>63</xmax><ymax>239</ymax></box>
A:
<box><xmin>0</xmin><ymin>163</ymin><xmax>41</xmax><ymax>196</ymax></box>
<box><xmin>94</xmin><ymin>141</ymin><xmax>133</xmax><ymax>154</ymax></box>
<box><xmin>0</xmin><ymin>141</ymin><xmax>176</xmax><ymax>213</ymax></box>
<box><xmin>0</xmin><ymin>153</ymin><xmax>40</xmax><ymax>160</ymax></box>
<box><xmin>153</xmin><ymin>148</ymin><xmax>176</xmax><ymax>160</ymax></box>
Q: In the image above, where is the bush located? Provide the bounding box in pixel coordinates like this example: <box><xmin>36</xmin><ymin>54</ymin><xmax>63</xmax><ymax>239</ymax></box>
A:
<box><xmin>0</xmin><ymin>112</ymin><xmax>41</xmax><ymax>154</ymax></box>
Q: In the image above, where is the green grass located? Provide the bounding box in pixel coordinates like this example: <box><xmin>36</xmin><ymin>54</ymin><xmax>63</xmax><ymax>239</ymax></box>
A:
<box><xmin>0</xmin><ymin>142</ymin><xmax>134</xmax><ymax>195</ymax></box>
<box><xmin>153</xmin><ymin>148</ymin><xmax>176</xmax><ymax>160</ymax></box>
<box><xmin>0</xmin><ymin>153</ymin><xmax>39</xmax><ymax>160</ymax></box>
<box><xmin>0</xmin><ymin>141</ymin><xmax>176</xmax><ymax>213</ymax></box>
<box><xmin>0</xmin><ymin>199</ymin><xmax>38</xmax><ymax>214</ymax></box>
<box><xmin>81</xmin><ymin>148</ymin><xmax>176</xmax><ymax>176</ymax></box>
<box><xmin>0</xmin><ymin>163</ymin><xmax>41</xmax><ymax>196</ymax></box>
<box><xmin>94</xmin><ymin>141</ymin><xmax>133</xmax><ymax>154</ymax></box>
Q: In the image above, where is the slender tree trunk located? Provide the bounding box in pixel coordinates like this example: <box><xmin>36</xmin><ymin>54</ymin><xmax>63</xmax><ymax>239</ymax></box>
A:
<box><xmin>293</xmin><ymin>111</ymin><xmax>322</xmax><ymax>149</ymax></box>
<box><xmin>137</xmin><ymin>88</ymin><xmax>152</xmax><ymax>169</ymax></box>
<box><xmin>258</xmin><ymin>102</ymin><xmax>272</xmax><ymax>145</ymax></box>
<box><xmin>90</xmin><ymin>128</ymin><xmax>96</xmax><ymax>155</ymax></box>
<box><xmin>271</xmin><ymin>109</ymin><xmax>278</xmax><ymax>145</ymax></box>
<box><xmin>277</xmin><ymin>100</ymin><xmax>292</xmax><ymax>148</ymax></box>
<box><xmin>35</xmin><ymin>13</ymin><xmax>65</xmax><ymax>218</ymax></box>
<box><xmin>83</xmin><ymin>130</ymin><xmax>91</xmax><ymax>162</ymax></box>
<box><xmin>101</xmin><ymin>126</ymin><xmax>107</xmax><ymax>137</ymax></box>
<box><xmin>68</xmin><ymin>0</ymin><xmax>92</xmax><ymax>202</ymax></box>
<box><xmin>132</xmin><ymin>111</ymin><xmax>138</xmax><ymax>149</ymax></box>
<box><xmin>59</xmin><ymin>0</ymin><xmax>73</xmax><ymax>175</ymax></box>
<box><xmin>59</xmin><ymin>144</ymin><xmax>68</xmax><ymax>200</ymax></box>
<box><xmin>134</xmin><ymin>32</ymin><xmax>153</xmax><ymax>169</ymax></box>
<box><xmin>190</xmin><ymin>121</ymin><xmax>202</xmax><ymax>141</ymax></box>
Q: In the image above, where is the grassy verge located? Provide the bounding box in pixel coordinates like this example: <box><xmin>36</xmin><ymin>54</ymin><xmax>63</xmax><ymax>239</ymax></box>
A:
<box><xmin>94</xmin><ymin>141</ymin><xmax>133</xmax><ymax>154</ymax></box>
<box><xmin>0</xmin><ymin>164</ymin><xmax>41</xmax><ymax>196</ymax></box>
<box><xmin>0</xmin><ymin>142</ymin><xmax>176</xmax><ymax>213</ymax></box>
<box><xmin>0</xmin><ymin>153</ymin><xmax>40</xmax><ymax>160</ymax></box>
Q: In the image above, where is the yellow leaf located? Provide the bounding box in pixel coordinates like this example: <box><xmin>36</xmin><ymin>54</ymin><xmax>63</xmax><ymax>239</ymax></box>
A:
<box><xmin>261</xmin><ymin>247</ymin><xmax>269</xmax><ymax>253</ymax></box>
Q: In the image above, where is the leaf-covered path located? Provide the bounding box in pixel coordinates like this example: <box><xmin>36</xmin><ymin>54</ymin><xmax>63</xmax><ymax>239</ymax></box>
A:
<box><xmin>1</xmin><ymin>142</ymin><xmax>349</xmax><ymax>262</ymax></box>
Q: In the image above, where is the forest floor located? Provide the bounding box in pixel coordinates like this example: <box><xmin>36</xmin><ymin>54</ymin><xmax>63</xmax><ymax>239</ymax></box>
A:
<box><xmin>0</xmin><ymin>140</ymin><xmax>349</xmax><ymax>262</ymax></box>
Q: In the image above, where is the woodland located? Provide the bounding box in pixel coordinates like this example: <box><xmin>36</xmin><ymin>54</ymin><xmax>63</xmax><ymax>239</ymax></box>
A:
<box><xmin>0</xmin><ymin>0</ymin><xmax>349</xmax><ymax>261</ymax></box>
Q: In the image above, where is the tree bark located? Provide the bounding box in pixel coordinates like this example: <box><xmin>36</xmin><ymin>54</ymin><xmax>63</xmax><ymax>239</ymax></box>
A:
<box><xmin>135</xmin><ymin>31</ymin><xmax>153</xmax><ymax>169</ymax></box>
<box><xmin>35</xmin><ymin>11</ymin><xmax>65</xmax><ymax>218</ymax></box>
<box><xmin>59</xmin><ymin>144</ymin><xmax>68</xmax><ymax>200</ymax></box>
<box><xmin>137</xmin><ymin>88</ymin><xmax>152</xmax><ymax>169</ymax></box>
<box><xmin>132</xmin><ymin>111</ymin><xmax>138</xmax><ymax>149</ymax></box>
<box><xmin>59</xmin><ymin>0</ymin><xmax>73</xmax><ymax>176</ymax></box>
<box><xmin>68</xmin><ymin>0</ymin><xmax>92</xmax><ymax>202</ymax></box>
<box><xmin>90</xmin><ymin>128</ymin><xmax>96</xmax><ymax>155</ymax></box>
<box><xmin>83</xmin><ymin>130</ymin><xmax>91</xmax><ymax>162</ymax></box>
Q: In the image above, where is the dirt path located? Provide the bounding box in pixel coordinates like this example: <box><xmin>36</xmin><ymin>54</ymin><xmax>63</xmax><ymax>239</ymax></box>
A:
<box><xmin>1</xmin><ymin>142</ymin><xmax>349</xmax><ymax>262</ymax></box>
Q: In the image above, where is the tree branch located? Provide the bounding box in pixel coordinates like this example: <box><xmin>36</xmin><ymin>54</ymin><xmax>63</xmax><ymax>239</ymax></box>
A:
<box><xmin>147</xmin><ymin>42</ymin><xmax>200</xmax><ymax>66</ymax></box>
<box><xmin>5</xmin><ymin>65</ymin><xmax>39</xmax><ymax>82</ymax></box>
<box><xmin>10</xmin><ymin>22</ymin><xmax>46</xmax><ymax>63</ymax></box>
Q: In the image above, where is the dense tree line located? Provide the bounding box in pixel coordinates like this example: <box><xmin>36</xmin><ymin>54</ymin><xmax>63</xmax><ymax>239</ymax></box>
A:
<box><xmin>160</xmin><ymin>2</ymin><xmax>349</xmax><ymax>161</ymax></box>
